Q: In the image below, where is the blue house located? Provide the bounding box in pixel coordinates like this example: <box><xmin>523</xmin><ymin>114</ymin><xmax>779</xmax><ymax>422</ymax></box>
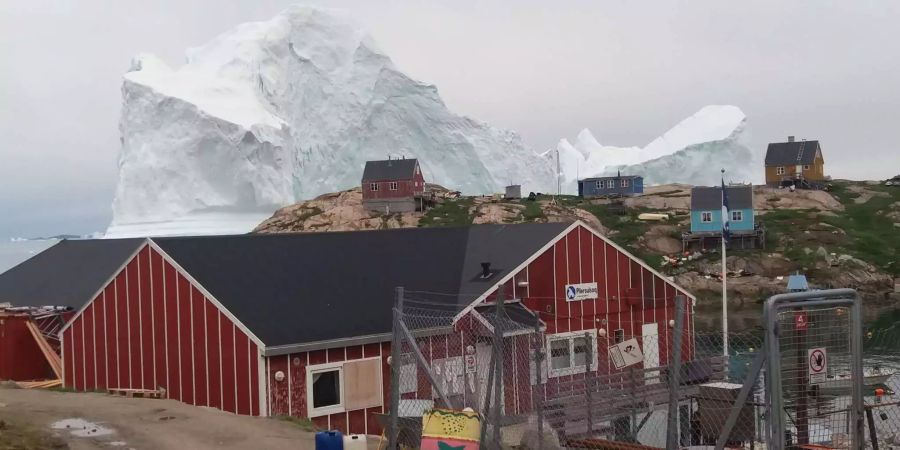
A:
<box><xmin>682</xmin><ymin>184</ymin><xmax>763</xmax><ymax>251</ymax></box>
<box><xmin>578</xmin><ymin>174</ymin><xmax>644</xmax><ymax>198</ymax></box>
<box><xmin>689</xmin><ymin>185</ymin><xmax>754</xmax><ymax>233</ymax></box>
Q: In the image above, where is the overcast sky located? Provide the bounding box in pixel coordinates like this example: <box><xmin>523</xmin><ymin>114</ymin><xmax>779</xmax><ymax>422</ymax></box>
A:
<box><xmin>2</xmin><ymin>0</ymin><xmax>899</xmax><ymax>239</ymax></box>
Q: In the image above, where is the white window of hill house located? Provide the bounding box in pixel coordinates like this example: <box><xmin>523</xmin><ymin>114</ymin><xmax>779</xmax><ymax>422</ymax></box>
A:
<box><xmin>621</xmin><ymin>179</ymin><xmax>629</xmax><ymax>188</ymax></box>
<box><xmin>370</xmin><ymin>183</ymin><xmax>378</xmax><ymax>191</ymax></box>
<box><xmin>776</xmin><ymin>166</ymin><xmax>785</xmax><ymax>175</ymax></box>
<box><xmin>732</xmin><ymin>210</ymin><xmax>743</xmax><ymax>222</ymax></box>
<box><xmin>595</xmin><ymin>180</ymin><xmax>602</xmax><ymax>189</ymax></box>
<box><xmin>548</xmin><ymin>331</ymin><xmax>598</xmax><ymax>377</ymax></box>
<box><xmin>607</xmin><ymin>180</ymin><xmax>615</xmax><ymax>189</ymax></box>
<box><xmin>307</xmin><ymin>358</ymin><xmax>382</xmax><ymax>417</ymax></box>
<box><xmin>701</xmin><ymin>211</ymin><xmax>713</xmax><ymax>223</ymax></box>
<box><xmin>389</xmin><ymin>181</ymin><xmax>398</xmax><ymax>191</ymax></box>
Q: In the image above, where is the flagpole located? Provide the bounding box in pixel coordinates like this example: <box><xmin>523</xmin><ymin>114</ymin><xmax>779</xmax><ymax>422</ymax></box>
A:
<box><xmin>721</xmin><ymin>169</ymin><xmax>729</xmax><ymax>357</ymax></box>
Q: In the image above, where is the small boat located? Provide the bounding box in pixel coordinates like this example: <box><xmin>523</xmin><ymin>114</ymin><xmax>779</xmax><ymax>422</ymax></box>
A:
<box><xmin>818</xmin><ymin>368</ymin><xmax>894</xmax><ymax>390</ymax></box>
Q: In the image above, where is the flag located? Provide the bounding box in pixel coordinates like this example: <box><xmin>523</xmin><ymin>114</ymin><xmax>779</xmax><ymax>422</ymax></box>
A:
<box><xmin>721</xmin><ymin>177</ymin><xmax>730</xmax><ymax>245</ymax></box>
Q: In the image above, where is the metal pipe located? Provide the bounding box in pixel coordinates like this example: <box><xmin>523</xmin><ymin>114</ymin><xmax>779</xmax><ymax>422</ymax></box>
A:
<box><xmin>666</xmin><ymin>295</ymin><xmax>685</xmax><ymax>450</ymax></box>
<box><xmin>388</xmin><ymin>287</ymin><xmax>404</xmax><ymax>450</ymax></box>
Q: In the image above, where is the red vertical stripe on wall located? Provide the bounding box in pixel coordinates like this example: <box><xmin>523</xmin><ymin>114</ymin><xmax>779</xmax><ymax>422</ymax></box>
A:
<box><xmin>290</xmin><ymin>352</ymin><xmax>308</xmax><ymax>417</ymax></box>
<box><xmin>127</xmin><ymin>260</ymin><xmax>141</xmax><ymax>389</ymax></box>
<box><xmin>163</xmin><ymin>262</ymin><xmax>180</xmax><ymax>400</ymax></box>
<box><xmin>95</xmin><ymin>294</ymin><xmax>107</xmax><ymax>390</ymax></box>
<box><xmin>177</xmin><ymin>276</ymin><xmax>194</xmax><ymax>404</ymax></box>
<box><xmin>104</xmin><ymin>284</ymin><xmax>118</xmax><ymax>389</ymax></box>
<box><xmin>139</xmin><ymin>248</ymin><xmax>154</xmax><ymax>390</ymax></box>
<box><xmin>268</xmin><ymin>356</ymin><xmax>289</xmax><ymax>416</ymax></box>
<box><xmin>192</xmin><ymin>289</ymin><xmax>208</xmax><ymax>407</ymax></box>
<box><xmin>219</xmin><ymin>312</ymin><xmax>236</xmax><ymax>414</ymax></box>
<box><xmin>63</xmin><ymin>328</ymin><xmax>75</xmax><ymax>388</ymax></box>
<box><xmin>234</xmin><ymin>329</ymin><xmax>250</xmax><ymax>415</ymax></box>
<box><xmin>553</xmin><ymin>241</ymin><xmax>568</xmax><ymax>333</ymax></box>
<box><xmin>72</xmin><ymin>320</ymin><xmax>84</xmax><ymax>391</ymax></box>
<box><xmin>115</xmin><ymin>277</ymin><xmax>128</xmax><ymax>388</ymax></box>
<box><xmin>151</xmin><ymin>250</ymin><xmax>166</xmax><ymax>391</ymax></box>
<box><xmin>83</xmin><ymin>304</ymin><xmax>96</xmax><ymax>390</ymax></box>
<box><xmin>205</xmin><ymin>301</ymin><xmax>222</xmax><ymax>409</ymax></box>
<box><xmin>250</xmin><ymin>342</ymin><xmax>259</xmax><ymax>416</ymax></box>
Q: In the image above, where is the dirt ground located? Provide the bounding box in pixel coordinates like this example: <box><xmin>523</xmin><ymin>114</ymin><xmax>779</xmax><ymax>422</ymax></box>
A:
<box><xmin>0</xmin><ymin>386</ymin><xmax>380</xmax><ymax>450</ymax></box>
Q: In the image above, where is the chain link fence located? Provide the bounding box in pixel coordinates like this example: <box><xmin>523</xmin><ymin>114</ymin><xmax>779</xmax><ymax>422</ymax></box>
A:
<box><xmin>386</xmin><ymin>289</ymin><xmax>897</xmax><ymax>450</ymax></box>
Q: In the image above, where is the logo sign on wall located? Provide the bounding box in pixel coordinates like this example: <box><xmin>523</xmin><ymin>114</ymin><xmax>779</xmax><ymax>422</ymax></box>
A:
<box><xmin>565</xmin><ymin>282</ymin><xmax>598</xmax><ymax>302</ymax></box>
<box><xmin>808</xmin><ymin>347</ymin><xmax>827</xmax><ymax>384</ymax></box>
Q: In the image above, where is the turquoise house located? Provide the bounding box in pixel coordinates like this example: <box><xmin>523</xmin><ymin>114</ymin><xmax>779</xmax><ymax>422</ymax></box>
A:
<box><xmin>689</xmin><ymin>185</ymin><xmax>754</xmax><ymax>233</ymax></box>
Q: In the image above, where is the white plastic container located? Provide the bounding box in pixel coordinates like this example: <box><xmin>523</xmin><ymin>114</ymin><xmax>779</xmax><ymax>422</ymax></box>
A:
<box><xmin>343</xmin><ymin>434</ymin><xmax>367</xmax><ymax>450</ymax></box>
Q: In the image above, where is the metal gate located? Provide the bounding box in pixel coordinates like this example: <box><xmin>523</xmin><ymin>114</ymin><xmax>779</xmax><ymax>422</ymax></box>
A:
<box><xmin>764</xmin><ymin>289</ymin><xmax>865</xmax><ymax>450</ymax></box>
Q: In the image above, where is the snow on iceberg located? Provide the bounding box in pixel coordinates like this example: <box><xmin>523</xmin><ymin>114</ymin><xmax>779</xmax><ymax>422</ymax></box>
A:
<box><xmin>107</xmin><ymin>6</ymin><xmax>554</xmax><ymax>238</ymax></box>
<box><xmin>545</xmin><ymin>105</ymin><xmax>758</xmax><ymax>193</ymax></box>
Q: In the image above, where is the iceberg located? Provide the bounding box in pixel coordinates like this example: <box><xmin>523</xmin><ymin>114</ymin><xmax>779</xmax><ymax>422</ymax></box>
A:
<box><xmin>107</xmin><ymin>6</ymin><xmax>554</xmax><ymax>238</ymax></box>
<box><xmin>544</xmin><ymin>105</ymin><xmax>759</xmax><ymax>193</ymax></box>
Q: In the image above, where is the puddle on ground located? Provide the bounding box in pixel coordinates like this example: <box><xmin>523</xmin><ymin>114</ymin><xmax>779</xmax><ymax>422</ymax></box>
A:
<box><xmin>51</xmin><ymin>418</ymin><xmax>115</xmax><ymax>437</ymax></box>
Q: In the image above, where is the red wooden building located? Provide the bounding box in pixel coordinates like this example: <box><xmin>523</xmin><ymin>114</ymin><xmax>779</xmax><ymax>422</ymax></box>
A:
<box><xmin>361</xmin><ymin>158</ymin><xmax>426</xmax><ymax>213</ymax></box>
<box><xmin>0</xmin><ymin>222</ymin><xmax>693</xmax><ymax>436</ymax></box>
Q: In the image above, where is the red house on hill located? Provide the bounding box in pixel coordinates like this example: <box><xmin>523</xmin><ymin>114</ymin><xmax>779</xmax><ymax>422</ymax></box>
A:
<box><xmin>361</xmin><ymin>158</ymin><xmax>425</xmax><ymax>213</ymax></box>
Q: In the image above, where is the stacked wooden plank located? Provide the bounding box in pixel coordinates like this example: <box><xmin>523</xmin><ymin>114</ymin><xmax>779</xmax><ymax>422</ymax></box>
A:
<box><xmin>16</xmin><ymin>379</ymin><xmax>62</xmax><ymax>389</ymax></box>
<box><xmin>24</xmin><ymin>319</ymin><xmax>62</xmax><ymax>378</ymax></box>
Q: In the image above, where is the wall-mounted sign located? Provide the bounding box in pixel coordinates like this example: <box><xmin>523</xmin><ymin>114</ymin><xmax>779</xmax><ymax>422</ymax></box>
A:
<box><xmin>808</xmin><ymin>347</ymin><xmax>827</xmax><ymax>384</ymax></box>
<box><xmin>609</xmin><ymin>338</ymin><xmax>644</xmax><ymax>370</ymax></box>
<box><xmin>565</xmin><ymin>282</ymin><xmax>598</xmax><ymax>302</ymax></box>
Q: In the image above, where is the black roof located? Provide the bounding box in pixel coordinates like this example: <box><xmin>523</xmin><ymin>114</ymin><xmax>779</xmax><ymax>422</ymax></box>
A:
<box><xmin>765</xmin><ymin>140</ymin><xmax>821</xmax><ymax>166</ymax></box>
<box><xmin>155</xmin><ymin>223</ymin><xmax>569</xmax><ymax>348</ymax></box>
<box><xmin>361</xmin><ymin>159</ymin><xmax>419</xmax><ymax>182</ymax></box>
<box><xmin>691</xmin><ymin>185</ymin><xmax>753</xmax><ymax>211</ymax></box>
<box><xmin>0</xmin><ymin>238</ymin><xmax>144</xmax><ymax>309</ymax></box>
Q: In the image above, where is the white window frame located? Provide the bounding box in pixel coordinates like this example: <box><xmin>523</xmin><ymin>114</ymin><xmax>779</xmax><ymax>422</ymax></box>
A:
<box><xmin>803</xmin><ymin>165</ymin><xmax>810</xmax><ymax>171</ymax></box>
<box><xmin>306</xmin><ymin>361</ymin><xmax>345</xmax><ymax>417</ymax></box>
<box><xmin>701</xmin><ymin>211</ymin><xmax>713</xmax><ymax>223</ymax></box>
<box><xmin>547</xmin><ymin>330</ymin><xmax>598</xmax><ymax>378</ymax></box>
<box><xmin>731</xmin><ymin>210</ymin><xmax>743</xmax><ymax>222</ymax></box>
<box><xmin>370</xmin><ymin>183</ymin><xmax>378</xmax><ymax>191</ymax></box>
<box><xmin>595</xmin><ymin>180</ymin><xmax>602</xmax><ymax>189</ymax></box>
<box><xmin>621</xmin><ymin>179</ymin><xmax>629</xmax><ymax>188</ymax></box>
<box><xmin>389</xmin><ymin>181</ymin><xmax>398</xmax><ymax>191</ymax></box>
<box><xmin>776</xmin><ymin>166</ymin><xmax>785</xmax><ymax>175</ymax></box>
<box><xmin>607</xmin><ymin>180</ymin><xmax>615</xmax><ymax>189</ymax></box>
<box><xmin>305</xmin><ymin>356</ymin><xmax>384</xmax><ymax>417</ymax></box>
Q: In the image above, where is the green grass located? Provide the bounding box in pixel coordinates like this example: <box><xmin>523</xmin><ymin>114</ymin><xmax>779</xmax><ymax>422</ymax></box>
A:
<box><xmin>419</xmin><ymin>198</ymin><xmax>474</xmax><ymax>227</ymax></box>
<box><xmin>277</xmin><ymin>416</ymin><xmax>319</xmax><ymax>432</ymax></box>
<box><xmin>818</xmin><ymin>182</ymin><xmax>900</xmax><ymax>275</ymax></box>
<box><xmin>521</xmin><ymin>200</ymin><xmax>545</xmax><ymax>221</ymax></box>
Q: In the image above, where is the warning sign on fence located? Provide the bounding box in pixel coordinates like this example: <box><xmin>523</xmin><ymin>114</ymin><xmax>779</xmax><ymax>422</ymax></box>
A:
<box><xmin>609</xmin><ymin>338</ymin><xmax>644</xmax><ymax>370</ymax></box>
<box><xmin>808</xmin><ymin>347</ymin><xmax>827</xmax><ymax>384</ymax></box>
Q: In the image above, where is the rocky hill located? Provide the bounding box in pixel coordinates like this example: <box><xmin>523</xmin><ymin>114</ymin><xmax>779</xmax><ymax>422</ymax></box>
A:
<box><xmin>254</xmin><ymin>181</ymin><xmax>900</xmax><ymax>310</ymax></box>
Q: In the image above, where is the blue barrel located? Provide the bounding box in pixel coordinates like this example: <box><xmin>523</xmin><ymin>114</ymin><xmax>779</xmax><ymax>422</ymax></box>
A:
<box><xmin>315</xmin><ymin>431</ymin><xmax>344</xmax><ymax>450</ymax></box>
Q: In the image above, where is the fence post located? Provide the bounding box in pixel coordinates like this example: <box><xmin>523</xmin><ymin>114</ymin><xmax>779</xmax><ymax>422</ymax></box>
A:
<box><xmin>534</xmin><ymin>314</ymin><xmax>544</xmax><ymax>450</ymax></box>
<box><xmin>491</xmin><ymin>286</ymin><xmax>505</xmax><ymax>449</ymax></box>
<box><xmin>585</xmin><ymin>331</ymin><xmax>594</xmax><ymax>435</ymax></box>
<box><xmin>666</xmin><ymin>295</ymin><xmax>685</xmax><ymax>450</ymax></box>
<box><xmin>388</xmin><ymin>287</ymin><xmax>404</xmax><ymax>450</ymax></box>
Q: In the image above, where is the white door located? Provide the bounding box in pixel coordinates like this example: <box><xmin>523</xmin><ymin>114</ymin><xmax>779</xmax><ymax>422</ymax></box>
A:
<box><xmin>475</xmin><ymin>341</ymin><xmax>504</xmax><ymax>413</ymax></box>
<box><xmin>642</xmin><ymin>323</ymin><xmax>661</xmax><ymax>384</ymax></box>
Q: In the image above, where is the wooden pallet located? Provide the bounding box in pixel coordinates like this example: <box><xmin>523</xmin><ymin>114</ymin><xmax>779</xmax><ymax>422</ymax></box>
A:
<box><xmin>108</xmin><ymin>388</ymin><xmax>163</xmax><ymax>399</ymax></box>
